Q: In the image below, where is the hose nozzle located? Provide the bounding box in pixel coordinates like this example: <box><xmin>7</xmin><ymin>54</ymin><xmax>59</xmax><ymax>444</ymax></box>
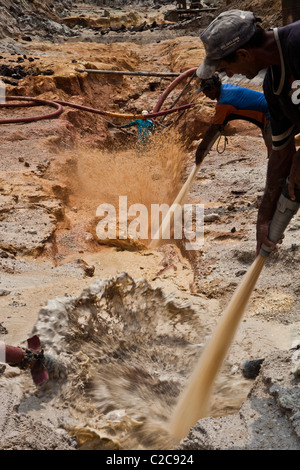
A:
<box><xmin>260</xmin><ymin>190</ymin><xmax>300</xmax><ymax>258</ymax></box>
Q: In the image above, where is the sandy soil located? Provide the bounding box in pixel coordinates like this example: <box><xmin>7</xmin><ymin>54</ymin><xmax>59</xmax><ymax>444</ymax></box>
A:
<box><xmin>0</xmin><ymin>0</ymin><xmax>300</xmax><ymax>452</ymax></box>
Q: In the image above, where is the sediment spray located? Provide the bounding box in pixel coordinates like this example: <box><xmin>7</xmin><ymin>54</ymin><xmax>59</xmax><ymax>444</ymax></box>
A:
<box><xmin>169</xmin><ymin>183</ymin><xmax>300</xmax><ymax>441</ymax></box>
<box><xmin>149</xmin><ymin>132</ymin><xmax>221</xmax><ymax>249</ymax></box>
<box><xmin>150</xmin><ymin>163</ymin><xmax>200</xmax><ymax>248</ymax></box>
<box><xmin>169</xmin><ymin>254</ymin><xmax>266</xmax><ymax>439</ymax></box>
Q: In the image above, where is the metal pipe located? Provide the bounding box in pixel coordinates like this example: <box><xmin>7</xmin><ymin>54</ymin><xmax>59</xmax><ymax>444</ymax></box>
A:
<box><xmin>149</xmin><ymin>130</ymin><xmax>220</xmax><ymax>248</ymax></box>
<box><xmin>75</xmin><ymin>69</ymin><xmax>180</xmax><ymax>78</ymax></box>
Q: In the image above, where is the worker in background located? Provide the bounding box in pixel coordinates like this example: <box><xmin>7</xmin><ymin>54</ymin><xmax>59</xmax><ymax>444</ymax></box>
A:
<box><xmin>196</xmin><ymin>73</ymin><xmax>272</xmax><ymax>166</ymax></box>
<box><xmin>196</xmin><ymin>10</ymin><xmax>300</xmax><ymax>256</ymax></box>
<box><xmin>120</xmin><ymin>110</ymin><xmax>154</xmax><ymax>152</ymax></box>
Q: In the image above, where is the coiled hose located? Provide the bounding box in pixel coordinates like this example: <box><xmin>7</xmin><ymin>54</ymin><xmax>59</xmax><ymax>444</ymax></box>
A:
<box><xmin>0</xmin><ymin>68</ymin><xmax>198</xmax><ymax>125</ymax></box>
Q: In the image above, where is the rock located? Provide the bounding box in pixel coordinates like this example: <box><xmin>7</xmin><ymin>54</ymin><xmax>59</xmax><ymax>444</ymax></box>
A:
<box><xmin>235</xmin><ymin>269</ymin><xmax>247</xmax><ymax>277</ymax></box>
<box><xmin>180</xmin><ymin>350</ymin><xmax>300</xmax><ymax>450</ymax></box>
<box><xmin>0</xmin><ymin>289</ymin><xmax>11</xmax><ymax>296</ymax></box>
<box><xmin>292</xmin><ymin>364</ymin><xmax>300</xmax><ymax>378</ymax></box>
<box><xmin>0</xmin><ymin>207</ymin><xmax>56</xmax><ymax>255</ymax></box>
<box><xmin>204</xmin><ymin>213</ymin><xmax>220</xmax><ymax>222</ymax></box>
<box><xmin>241</xmin><ymin>358</ymin><xmax>264</xmax><ymax>379</ymax></box>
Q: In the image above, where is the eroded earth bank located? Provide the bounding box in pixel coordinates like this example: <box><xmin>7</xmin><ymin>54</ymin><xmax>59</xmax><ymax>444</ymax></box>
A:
<box><xmin>0</xmin><ymin>0</ymin><xmax>300</xmax><ymax>451</ymax></box>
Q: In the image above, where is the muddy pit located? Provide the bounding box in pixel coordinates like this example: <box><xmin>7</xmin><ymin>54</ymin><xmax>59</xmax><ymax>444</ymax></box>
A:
<box><xmin>0</xmin><ymin>0</ymin><xmax>300</xmax><ymax>452</ymax></box>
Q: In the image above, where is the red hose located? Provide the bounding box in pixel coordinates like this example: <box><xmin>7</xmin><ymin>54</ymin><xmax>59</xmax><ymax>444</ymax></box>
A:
<box><xmin>53</xmin><ymin>99</ymin><xmax>194</xmax><ymax>119</ymax></box>
<box><xmin>4</xmin><ymin>344</ymin><xmax>24</xmax><ymax>364</ymax></box>
<box><xmin>153</xmin><ymin>67</ymin><xmax>197</xmax><ymax>113</ymax></box>
<box><xmin>0</xmin><ymin>69</ymin><xmax>197</xmax><ymax>125</ymax></box>
<box><xmin>0</xmin><ymin>96</ymin><xmax>63</xmax><ymax>124</ymax></box>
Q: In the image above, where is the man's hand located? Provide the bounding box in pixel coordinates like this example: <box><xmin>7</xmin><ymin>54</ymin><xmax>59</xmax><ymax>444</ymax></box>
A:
<box><xmin>256</xmin><ymin>221</ymin><xmax>275</xmax><ymax>256</ymax></box>
<box><xmin>195</xmin><ymin>124</ymin><xmax>222</xmax><ymax>166</ymax></box>
<box><xmin>256</xmin><ymin>220</ymin><xmax>284</xmax><ymax>257</ymax></box>
<box><xmin>255</xmin><ymin>143</ymin><xmax>295</xmax><ymax>255</ymax></box>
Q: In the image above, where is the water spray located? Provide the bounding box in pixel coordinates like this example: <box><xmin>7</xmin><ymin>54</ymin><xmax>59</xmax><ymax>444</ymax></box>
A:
<box><xmin>169</xmin><ymin>182</ymin><xmax>300</xmax><ymax>441</ymax></box>
<box><xmin>149</xmin><ymin>131</ymin><xmax>221</xmax><ymax>248</ymax></box>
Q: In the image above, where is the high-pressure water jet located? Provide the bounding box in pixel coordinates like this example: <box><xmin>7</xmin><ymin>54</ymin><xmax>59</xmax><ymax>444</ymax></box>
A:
<box><xmin>169</xmin><ymin>182</ymin><xmax>300</xmax><ymax>440</ymax></box>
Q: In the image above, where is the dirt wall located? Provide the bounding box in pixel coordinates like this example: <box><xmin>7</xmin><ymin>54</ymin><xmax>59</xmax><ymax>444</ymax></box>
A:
<box><xmin>0</xmin><ymin>0</ymin><xmax>74</xmax><ymax>39</ymax></box>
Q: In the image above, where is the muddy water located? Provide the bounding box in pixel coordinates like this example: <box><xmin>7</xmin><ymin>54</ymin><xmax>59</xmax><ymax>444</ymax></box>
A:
<box><xmin>1</xmin><ymin>20</ymin><xmax>299</xmax><ymax>449</ymax></box>
<box><xmin>31</xmin><ymin>273</ymin><xmax>205</xmax><ymax>450</ymax></box>
<box><xmin>170</xmin><ymin>254</ymin><xmax>266</xmax><ymax>440</ymax></box>
<box><xmin>18</xmin><ymin>130</ymin><xmax>252</xmax><ymax>450</ymax></box>
<box><xmin>2</xmin><ymin>128</ymin><xmax>290</xmax><ymax>449</ymax></box>
<box><xmin>29</xmin><ymin>265</ymin><xmax>254</xmax><ymax>450</ymax></box>
<box><xmin>68</xmin><ymin>129</ymin><xmax>187</xmax><ymax>209</ymax></box>
<box><xmin>23</xmin><ymin>131</ymin><xmax>195</xmax><ymax>449</ymax></box>
<box><xmin>2</xmin><ymin>127</ymin><xmax>296</xmax><ymax>449</ymax></box>
<box><xmin>50</xmin><ymin>129</ymin><xmax>189</xmax><ymax>253</ymax></box>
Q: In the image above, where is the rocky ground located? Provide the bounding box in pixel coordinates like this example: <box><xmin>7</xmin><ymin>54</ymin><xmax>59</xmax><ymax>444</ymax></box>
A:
<box><xmin>0</xmin><ymin>0</ymin><xmax>300</xmax><ymax>452</ymax></box>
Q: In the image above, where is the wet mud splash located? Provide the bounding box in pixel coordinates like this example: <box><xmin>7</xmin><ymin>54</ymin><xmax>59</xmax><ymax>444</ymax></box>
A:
<box><xmin>32</xmin><ymin>272</ymin><xmax>207</xmax><ymax>450</ymax></box>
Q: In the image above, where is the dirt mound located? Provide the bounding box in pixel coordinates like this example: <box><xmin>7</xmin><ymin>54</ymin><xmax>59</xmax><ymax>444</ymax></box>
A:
<box><xmin>221</xmin><ymin>0</ymin><xmax>282</xmax><ymax>26</ymax></box>
<box><xmin>0</xmin><ymin>0</ymin><xmax>74</xmax><ymax>40</ymax></box>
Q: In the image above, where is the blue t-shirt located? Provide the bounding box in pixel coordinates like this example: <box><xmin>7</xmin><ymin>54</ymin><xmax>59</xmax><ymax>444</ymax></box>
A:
<box><xmin>218</xmin><ymin>84</ymin><xmax>270</xmax><ymax>119</ymax></box>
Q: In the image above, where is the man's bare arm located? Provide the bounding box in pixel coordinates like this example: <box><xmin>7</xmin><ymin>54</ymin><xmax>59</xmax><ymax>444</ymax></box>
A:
<box><xmin>256</xmin><ymin>139</ymin><xmax>296</xmax><ymax>254</ymax></box>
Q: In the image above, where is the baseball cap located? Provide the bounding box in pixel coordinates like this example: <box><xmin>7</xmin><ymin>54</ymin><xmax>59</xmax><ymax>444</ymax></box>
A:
<box><xmin>197</xmin><ymin>10</ymin><xmax>259</xmax><ymax>79</ymax></box>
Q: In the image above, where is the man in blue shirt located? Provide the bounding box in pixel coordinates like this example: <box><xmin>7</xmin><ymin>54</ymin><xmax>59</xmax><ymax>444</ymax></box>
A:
<box><xmin>196</xmin><ymin>73</ymin><xmax>271</xmax><ymax>165</ymax></box>
<box><xmin>121</xmin><ymin>110</ymin><xmax>154</xmax><ymax>151</ymax></box>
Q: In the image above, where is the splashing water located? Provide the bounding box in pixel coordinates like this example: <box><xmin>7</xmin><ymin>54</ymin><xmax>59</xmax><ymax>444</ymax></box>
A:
<box><xmin>169</xmin><ymin>255</ymin><xmax>267</xmax><ymax>441</ymax></box>
<box><xmin>32</xmin><ymin>273</ymin><xmax>206</xmax><ymax>449</ymax></box>
<box><xmin>50</xmin><ymin>129</ymin><xmax>188</xmax><ymax>250</ymax></box>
